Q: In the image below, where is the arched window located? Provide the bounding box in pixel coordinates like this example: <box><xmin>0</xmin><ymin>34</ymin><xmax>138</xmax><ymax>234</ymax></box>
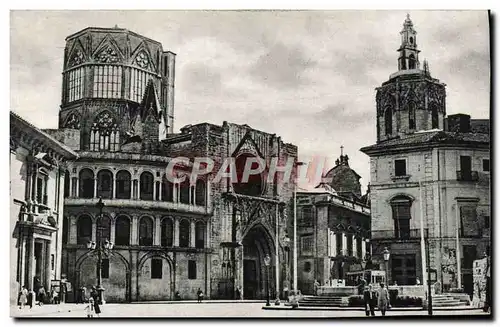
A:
<box><xmin>408</xmin><ymin>54</ymin><xmax>416</xmax><ymax>69</ymax></box>
<box><xmin>408</xmin><ymin>102</ymin><xmax>416</xmax><ymax>130</ymax></box>
<box><xmin>79</xmin><ymin>169</ymin><xmax>94</xmax><ymax>199</ymax></box>
<box><xmin>115</xmin><ymin>215</ymin><xmax>130</xmax><ymax>246</ymax></box>
<box><xmin>116</xmin><ymin>170</ymin><xmax>131</xmax><ymax>199</ymax></box>
<box><xmin>139</xmin><ymin>216</ymin><xmax>154</xmax><ymax>246</ymax></box>
<box><xmin>195</xmin><ymin>221</ymin><xmax>205</xmax><ymax>249</ymax></box>
<box><xmin>97</xmin><ymin>215</ymin><xmax>111</xmax><ymax>244</ymax></box>
<box><xmin>179</xmin><ymin>219</ymin><xmax>190</xmax><ymax>247</ymax></box>
<box><xmin>64</xmin><ymin>170</ymin><xmax>70</xmax><ymax>198</ymax></box>
<box><xmin>161</xmin><ymin>217</ymin><xmax>174</xmax><ymax>247</ymax></box>
<box><xmin>195</xmin><ymin>180</ymin><xmax>206</xmax><ymax>206</ymax></box>
<box><xmin>62</xmin><ymin>216</ymin><xmax>69</xmax><ymax>245</ymax></box>
<box><xmin>77</xmin><ymin>215</ymin><xmax>92</xmax><ymax>245</ymax></box>
<box><xmin>161</xmin><ymin>174</ymin><xmax>173</xmax><ymax>202</ymax></box>
<box><xmin>90</xmin><ymin>111</ymin><xmax>120</xmax><ymax>152</ymax></box>
<box><xmin>384</xmin><ymin>106</ymin><xmax>393</xmax><ymax>136</ymax></box>
<box><xmin>140</xmin><ymin>172</ymin><xmax>154</xmax><ymax>201</ymax></box>
<box><xmin>97</xmin><ymin>170</ymin><xmax>113</xmax><ymax>199</ymax></box>
<box><xmin>391</xmin><ymin>195</ymin><xmax>412</xmax><ymax>239</ymax></box>
<box><xmin>179</xmin><ymin>180</ymin><xmax>190</xmax><ymax>204</ymax></box>
<box><xmin>431</xmin><ymin>104</ymin><xmax>439</xmax><ymax>129</ymax></box>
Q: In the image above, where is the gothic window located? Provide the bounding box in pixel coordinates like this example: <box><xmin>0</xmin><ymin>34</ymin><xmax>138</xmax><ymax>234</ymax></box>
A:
<box><xmin>129</xmin><ymin>68</ymin><xmax>156</xmax><ymax>103</ymax></box>
<box><xmin>384</xmin><ymin>106</ymin><xmax>393</xmax><ymax>135</ymax></box>
<box><xmin>179</xmin><ymin>180</ymin><xmax>190</xmax><ymax>204</ymax></box>
<box><xmin>116</xmin><ymin>170</ymin><xmax>131</xmax><ymax>199</ymax></box>
<box><xmin>408</xmin><ymin>54</ymin><xmax>416</xmax><ymax>69</ymax></box>
<box><xmin>139</xmin><ymin>216</ymin><xmax>154</xmax><ymax>246</ymax></box>
<box><xmin>115</xmin><ymin>215</ymin><xmax>130</xmax><ymax>246</ymax></box>
<box><xmin>97</xmin><ymin>169</ymin><xmax>113</xmax><ymax>199</ymax></box>
<box><xmin>195</xmin><ymin>180</ymin><xmax>206</xmax><ymax>206</ymax></box>
<box><xmin>161</xmin><ymin>217</ymin><xmax>174</xmax><ymax>247</ymax></box>
<box><xmin>179</xmin><ymin>219</ymin><xmax>190</xmax><ymax>248</ymax></box>
<box><xmin>35</xmin><ymin>170</ymin><xmax>48</xmax><ymax>205</ymax></box>
<box><xmin>93</xmin><ymin>65</ymin><xmax>122</xmax><ymax>99</ymax></box>
<box><xmin>67</xmin><ymin>67</ymin><xmax>85</xmax><ymax>102</ymax></box>
<box><xmin>431</xmin><ymin>104</ymin><xmax>439</xmax><ymax>129</ymax></box>
<box><xmin>62</xmin><ymin>216</ymin><xmax>69</xmax><ymax>245</ymax></box>
<box><xmin>346</xmin><ymin>234</ymin><xmax>353</xmax><ymax>256</ymax></box>
<box><xmin>135</xmin><ymin>51</ymin><xmax>150</xmax><ymax>69</ymax></box>
<box><xmin>69</xmin><ymin>49</ymin><xmax>84</xmax><ymax>67</ymax></box>
<box><xmin>460</xmin><ymin>205</ymin><xmax>479</xmax><ymax>238</ymax></box>
<box><xmin>77</xmin><ymin>215</ymin><xmax>92</xmax><ymax>245</ymax></box>
<box><xmin>391</xmin><ymin>196</ymin><xmax>412</xmax><ymax>239</ymax></box>
<box><xmin>96</xmin><ymin>47</ymin><xmax>119</xmax><ymax>64</ymax></box>
<box><xmin>79</xmin><ymin>168</ymin><xmax>94</xmax><ymax>199</ymax></box>
<box><xmin>151</xmin><ymin>259</ymin><xmax>162</xmax><ymax>279</ymax></box>
<box><xmin>140</xmin><ymin>171</ymin><xmax>154</xmax><ymax>200</ymax></box>
<box><xmin>161</xmin><ymin>174</ymin><xmax>173</xmax><ymax>202</ymax></box>
<box><xmin>90</xmin><ymin>111</ymin><xmax>120</xmax><ymax>152</ymax></box>
<box><xmin>408</xmin><ymin>102</ymin><xmax>416</xmax><ymax>130</ymax></box>
<box><xmin>195</xmin><ymin>221</ymin><xmax>205</xmax><ymax>249</ymax></box>
<box><xmin>97</xmin><ymin>215</ymin><xmax>111</xmax><ymax>244</ymax></box>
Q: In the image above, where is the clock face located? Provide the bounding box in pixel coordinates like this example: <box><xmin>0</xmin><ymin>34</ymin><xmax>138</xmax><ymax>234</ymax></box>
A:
<box><xmin>136</xmin><ymin>52</ymin><xmax>149</xmax><ymax>69</ymax></box>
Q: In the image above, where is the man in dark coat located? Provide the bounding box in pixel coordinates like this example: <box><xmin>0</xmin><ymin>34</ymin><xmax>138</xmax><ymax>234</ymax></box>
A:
<box><xmin>363</xmin><ymin>285</ymin><xmax>377</xmax><ymax>316</ymax></box>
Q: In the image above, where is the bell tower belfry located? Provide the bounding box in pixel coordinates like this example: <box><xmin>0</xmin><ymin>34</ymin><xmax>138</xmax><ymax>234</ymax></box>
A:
<box><xmin>375</xmin><ymin>14</ymin><xmax>447</xmax><ymax>143</ymax></box>
<box><xmin>398</xmin><ymin>14</ymin><xmax>420</xmax><ymax>71</ymax></box>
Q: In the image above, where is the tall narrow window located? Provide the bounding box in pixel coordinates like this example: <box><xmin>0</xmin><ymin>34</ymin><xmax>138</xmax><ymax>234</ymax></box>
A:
<box><xmin>97</xmin><ymin>215</ymin><xmax>111</xmax><ymax>244</ymax></box>
<box><xmin>179</xmin><ymin>220</ymin><xmax>190</xmax><ymax>248</ymax></box>
<box><xmin>460</xmin><ymin>205</ymin><xmax>479</xmax><ymax>237</ymax></box>
<box><xmin>188</xmin><ymin>260</ymin><xmax>197</xmax><ymax>279</ymax></box>
<box><xmin>391</xmin><ymin>196</ymin><xmax>412</xmax><ymax>239</ymax></box>
<box><xmin>67</xmin><ymin>67</ymin><xmax>85</xmax><ymax>102</ymax></box>
<box><xmin>140</xmin><ymin>172</ymin><xmax>154</xmax><ymax>200</ymax></box>
<box><xmin>408</xmin><ymin>102</ymin><xmax>416</xmax><ymax>130</ymax></box>
<box><xmin>115</xmin><ymin>215</ymin><xmax>130</xmax><ymax>246</ymax></box>
<box><xmin>431</xmin><ymin>104</ymin><xmax>439</xmax><ymax>129</ymax></box>
<box><xmin>97</xmin><ymin>169</ymin><xmax>113</xmax><ymax>199</ymax></box>
<box><xmin>161</xmin><ymin>218</ymin><xmax>174</xmax><ymax>247</ymax></box>
<box><xmin>385</xmin><ymin>106</ymin><xmax>392</xmax><ymax>135</ymax></box>
<box><xmin>129</xmin><ymin>68</ymin><xmax>156</xmax><ymax>103</ymax></box>
<box><xmin>79</xmin><ymin>169</ymin><xmax>94</xmax><ymax>199</ymax></box>
<box><xmin>195</xmin><ymin>180</ymin><xmax>206</xmax><ymax>206</ymax></box>
<box><xmin>179</xmin><ymin>180</ymin><xmax>190</xmax><ymax>204</ymax></box>
<box><xmin>64</xmin><ymin>170</ymin><xmax>70</xmax><ymax>198</ymax></box>
<box><xmin>90</xmin><ymin>111</ymin><xmax>120</xmax><ymax>152</ymax></box>
<box><xmin>394</xmin><ymin>159</ymin><xmax>407</xmax><ymax>176</ymax></box>
<box><xmin>346</xmin><ymin>234</ymin><xmax>353</xmax><ymax>256</ymax></box>
<box><xmin>101</xmin><ymin>259</ymin><xmax>110</xmax><ymax>279</ymax></box>
<box><xmin>195</xmin><ymin>221</ymin><xmax>205</xmax><ymax>249</ymax></box>
<box><xmin>62</xmin><ymin>216</ymin><xmax>69</xmax><ymax>245</ymax></box>
<box><xmin>93</xmin><ymin>65</ymin><xmax>122</xmax><ymax>99</ymax></box>
<box><xmin>408</xmin><ymin>54</ymin><xmax>416</xmax><ymax>69</ymax></box>
<box><xmin>161</xmin><ymin>174</ymin><xmax>173</xmax><ymax>202</ymax></box>
<box><xmin>139</xmin><ymin>216</ymin><xmax>154</xmax><ymax>246</ymax></box>
<box><xmin>116</xmin><ymin>170</ymin><xmax>131</xmax><ymax>199</ymax></box>
<box><xmin>77</xmin><ymin>215</ymin><xmax>92</xmax><ymax>245</ymax></box>
<box><xmin>151</xmin><ymin>259</ymin><xmax>162</xmax><ymax>279</ymax></box>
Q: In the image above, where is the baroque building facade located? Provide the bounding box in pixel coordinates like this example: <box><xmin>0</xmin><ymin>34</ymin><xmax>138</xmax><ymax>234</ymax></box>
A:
<box><xmin>45</xmin><ymin>26</ymin><xmax>298</xmax><ymax>302</ymax></box>
<box><xmin>360</xmin><ymin>15</ymin><xmax>490</xmax><ymax>298</ymax></box>
<box><xmin>10</xmin><ymin>112</ymin><xmax>77</xmax><ymax>305</ymax></box>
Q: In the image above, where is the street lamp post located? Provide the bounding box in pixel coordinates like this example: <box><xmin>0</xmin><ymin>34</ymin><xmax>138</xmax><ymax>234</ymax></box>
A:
<box><xmin>293</xmin><ymin>161</ymin><xmax>305</xmax><ymax>293</ymax></box>
<box><xmin>264</xmin><ymin>254</ymin><xmax>271</xmax><ymax>306</ymax></box>
<box><xmin>283</xmin><ymin>236</ymin><xmax>291</xmax><ymax>302</ymax></box>
<box><xmin>360</xmin><ymin>258</ymin><xmax>367</xmax><ymax>283</ymax></box>
<box><xmin>383</xmin><ymin>247</ymin><xmax>390</xmax><ymax>285</ymax></box>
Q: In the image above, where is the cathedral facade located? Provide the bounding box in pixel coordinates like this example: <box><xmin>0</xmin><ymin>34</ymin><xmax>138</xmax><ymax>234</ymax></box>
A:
<box><xmin>361</xmin><ymin>15</ymin><xmax>490</xmax><ymax>298</ymax></box>
<box><xmin>46</xmin><ymin>27</ymin><xmax>298</xmax><ymax>302</ymax></box>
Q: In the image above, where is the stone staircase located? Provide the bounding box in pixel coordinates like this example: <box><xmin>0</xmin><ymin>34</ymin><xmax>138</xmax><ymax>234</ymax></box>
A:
<box><xmin>430</xmin><ymin>294</ymin><xmax>471</xmax><ymax>307</ymax></box>
<box><xmin>298</xmin><ymin>295</ymin><xmax>347</xmax><ymax>307</ymax></box>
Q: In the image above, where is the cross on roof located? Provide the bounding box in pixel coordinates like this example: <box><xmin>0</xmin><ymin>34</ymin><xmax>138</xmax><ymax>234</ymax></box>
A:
<box><xmin>340</xmin><ymin>145</ymin><xmax>344</xmax><ymax>156</ymax></box>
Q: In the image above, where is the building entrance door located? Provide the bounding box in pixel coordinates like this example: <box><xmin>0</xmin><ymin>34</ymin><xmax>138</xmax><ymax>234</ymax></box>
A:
<box><xmin>243</xmin><ymin>260</ymin><xmax>257</xmax><ymax>299</ymax></box>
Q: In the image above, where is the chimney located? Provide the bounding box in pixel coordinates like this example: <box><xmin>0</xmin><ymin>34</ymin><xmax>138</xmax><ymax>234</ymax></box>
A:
<box><xmin>446</xmin><ymin>114</ymin><xmax>471</xmax><ymax>133</ymax></box>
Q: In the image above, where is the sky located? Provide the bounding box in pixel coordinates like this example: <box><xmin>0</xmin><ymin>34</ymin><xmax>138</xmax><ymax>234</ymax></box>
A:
<box><xmin>9</xmin><ymin>10</ymin><xmax>491</xmax><ymax>192</ymax></box>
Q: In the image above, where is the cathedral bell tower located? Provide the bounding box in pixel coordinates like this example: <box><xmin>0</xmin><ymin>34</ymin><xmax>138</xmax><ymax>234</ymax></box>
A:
<box><xmin>375</xmin><ymin>14</ymin><xmax>447</xmax><ymax>143</ymax></box>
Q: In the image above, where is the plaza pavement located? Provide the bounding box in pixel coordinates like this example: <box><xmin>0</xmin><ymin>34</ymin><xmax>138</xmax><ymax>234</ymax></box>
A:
<box><xmin>11</xmin><ymin>301</ymin><xmax>490</xmax><ymax>318</ymax></box>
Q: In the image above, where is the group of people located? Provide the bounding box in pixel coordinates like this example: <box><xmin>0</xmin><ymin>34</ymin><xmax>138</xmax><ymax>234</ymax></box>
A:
<box><xmin>363</xmin><ymin>283</ymin><xmax>390</xmax><ymax>316</ymax></box>
<box><xmin>18</xmin><ymin>285</ymin><xmax>59</xmax><ymax>309</ymax></box>
<box><xmin>83</xmin><ymin>286</ymin><xmax>102</xmax><ymax>318</ymax></box>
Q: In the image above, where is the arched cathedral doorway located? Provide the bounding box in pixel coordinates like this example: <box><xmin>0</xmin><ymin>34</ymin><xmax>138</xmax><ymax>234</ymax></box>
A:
<box><xmin>242</xmin><ymin>224</ymin><xmax>275</xmax><ymax>300</ymax></box>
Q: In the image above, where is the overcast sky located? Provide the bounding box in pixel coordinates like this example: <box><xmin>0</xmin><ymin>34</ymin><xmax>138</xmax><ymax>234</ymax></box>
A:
<box><xmin>10</xmin><ymin>10</ymin><xmax>490</xmax><ymax>192</ymax></box>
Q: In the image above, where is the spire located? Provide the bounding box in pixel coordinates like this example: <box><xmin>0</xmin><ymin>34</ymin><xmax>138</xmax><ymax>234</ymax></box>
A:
<box><xmin>398</xmin><ymin>13</ymin><xmax>420</xmax><ymax>71</ymax></box>
<box><xmin>423</xmin><ymin>59</ymin><xmax>430</xmax><ymax>76</ymax></box>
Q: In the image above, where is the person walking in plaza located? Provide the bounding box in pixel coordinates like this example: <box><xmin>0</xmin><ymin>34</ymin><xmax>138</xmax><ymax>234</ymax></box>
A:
<box><xmin>197</xmin><ymin>288</ymin><xmax>204</xmax><ymax>303</ymax></box>
<box><xmin>18</xmin><ymin>286</ymin><xmax>28</xmax><ymax>309</ymax></box>
<box><xmin>377</xmin><ymin>283</ymin><xmax>390</xmax><ymax>316</ymax></box>
<box><xmin>27</xmin><ymin>288</ymin><xmax>34</xmax><ymax>309</ymax></box>
<box><xmin>37</xmin><ymin>286</ymin><xmax>46</xmax><ymax>306</ymax></box>
<box><xmin>84</xmin><ymin>298</ymin><xmax>95</xmax><ymax>318</ymax></box>
<box><xmin>313</xmin><ymin>280</ymin><xmax>320</xmax><ymax>296</ymax></box>
<box><xmin>363</xmin><ymin>285</ymin><xmax>376</xmax><ymax>316</ymax></box>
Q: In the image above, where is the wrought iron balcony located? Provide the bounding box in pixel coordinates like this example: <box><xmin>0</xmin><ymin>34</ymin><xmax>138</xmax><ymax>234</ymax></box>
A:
<box><xmin>371</xmin><ymin>228</ymin><xmax>428</xmax><ymax>240</ymax></box>
<box><xmin>456</xmin><ymin>170</ymin><xmax>479</xmax><ymax>182</ymax></box>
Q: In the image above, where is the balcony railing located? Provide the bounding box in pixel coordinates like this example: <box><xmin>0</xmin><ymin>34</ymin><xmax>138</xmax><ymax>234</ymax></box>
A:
<box><xmin>371</xmin><ymin>228</ymin><xmax>428</xmax><ymax>240</ymax></box>
<box><xmin>456</xmin><ymin>170</ymin><xmax>479</xmax><ymax>182</ymax></box>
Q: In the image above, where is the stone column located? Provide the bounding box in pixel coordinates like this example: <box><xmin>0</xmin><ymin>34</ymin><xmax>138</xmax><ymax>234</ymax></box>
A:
<box><xmin>206</xmin><ymin>220</ymin><xmax>211</xmax><ymax>248</ymax></box>
<box><xmin>191</xmin><ymin>185</ymin><xmax>195</xmax><ymax>205</ymax></box>
<box><xmin>342</xmin><ymin>232</ymin><xmax>347</xmax><ymax>256</ymax></box>
<box><xmin>352</xmin><ymin>237</ymin><xmax>357</xmax><ymax>258</ymax></box>
<box><xmin>331</xmin><ymin>232</ymin><xmax>337</xmax><ymax>257</ymax></box>
<box><xmin>27</xmin><ymin>236</ymin><xmax>35</xmax><ymax>290</ymax></box>
<box><xmin>69</xmin><ymin>216</ymin><xmax>78</xmax><ymax>245</ymax></box>
<box><xmin>92</xmin><ymin>219</ymin><xmax>97</xmax><ymax>242</ymax></box>
<box><xmin>153</xmin><ymin>180</ymin><xmax>157</xmax><ymax>201</ymax></box>
<box><xmin>44</xmin><ymin>241</ymin><xmax>52</xmax><ymax>290</ymax></box>
<box><xmin>154</xmin><ymin>216</ymin><xmax>161</xmax><ymax>246</ymax></box>
<box><xmin>158</xmin><ymin>182</ymin><xmax>162</xmax><ymax>201</ymax></box>
<box><xmin>173</xmin><ymin>184</ymin><xmax>177</xmax><ymax>202</ymax></box>
<box><xmin>110</xmin><ymin>218</ymin><xmax>116</xmax><ymax>244</ymax></box>
<box><xmin>190</xmin><ymin>220</ymin><xmax>196</xmax><ymax>248</ymax></box>
<box><xmin>130</xmin><ymin>250</ymin><xmax>138</xmax><ymax>301</ymax></box>
<box><xmin>131</xmin><ymin>215</ymin><xmax>139</xmax><ymax>245</ymax></box>
<box><xmin>174</xmin><ymin>218</ymin><xmax>180</xmax><ymax>247</ymax></box>
<box><xmin>361</xmin><ymin>239</ymin><xmax>366</xmax><ymax>259</ymax></box>
<box><xmin>113</xmin><ymin>174</ymin><xmax>117</xmax><ymax>199</ymax></box>
<box><xmin>94</xmin><ymin>177</ymin><xmax>98</xmax><ymax>198</ymax></box>
<box><xmin>75</xmin><ymin>177</ymin><xmax>79</xmax><ymax>197</ymax></box>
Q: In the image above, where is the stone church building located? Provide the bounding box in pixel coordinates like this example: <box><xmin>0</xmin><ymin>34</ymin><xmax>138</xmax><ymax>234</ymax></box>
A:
<box><xmin>360</xmin><ymin>15</ymin><xmax>490</xmax><ymax>297</ymax></box>
<box><xmin>45</xmin><ymin>26</ymin><xmax>298</xmax><ymax>302</ymax></box>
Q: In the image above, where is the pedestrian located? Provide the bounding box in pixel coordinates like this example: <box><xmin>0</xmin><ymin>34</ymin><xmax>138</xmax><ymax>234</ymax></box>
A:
<box><xmin>377</xmin><ymin>283</ymin><xmax>390</xmax><ymax>316</ymax></box>
<box><xmin>174</xmin><ymin>290</ymin><xmax>181</xmax><ymax>301</ymax></box>
<box><xmin>416</xmin><ymin>278</ymin><xmax>420</xmax><ymax>285</ymax></box>
<box><xmin>313</xmin><ymin>280</ymin><xmax>320</xmax><ymax>296</ymax></box>
<box><xmin>363</xmin><ymin>285</ymin><xmax>375</xmax><ymax>316</ymax></box>
<box><xmin>27</xmin><ymin>288</ymin><xmax>34</xmax><ymax>309</ymax></box>
<box><xmin>84</xmin><ymin>298</ymin><xmax>95</xmax><ymax>318</ymax></box>
<box><xmin>235</xmin><ymin>286</ymin><xmax>242</xmax><ymax>301</ymax></box>
<box><xmin>18</xmin><ymin>286</ymin><xmax>28</xmax><ymax>309</ymax></box>
<box><xmin>38</xmin><ymin>286</ymin><xmax>46</xmax><ymax>306</ymax></box>
<box><xmin>51</xmin><ymin>288</ymin><xmax>59</xmax><ymax>304</ymax></box>
<box><xmin>283</xmin><ymin>281</ymin><xmax>289</xmax><ymax>302</ymax></box>
<box><xmin>483</xmin><ymin>252</ymin><xmax>491</xmax><ymax>313</ymax></box>
<box><xmin>197</xmin><ymin>288</ymin><xmax>204</xmax><ymax>303</ymax></box>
